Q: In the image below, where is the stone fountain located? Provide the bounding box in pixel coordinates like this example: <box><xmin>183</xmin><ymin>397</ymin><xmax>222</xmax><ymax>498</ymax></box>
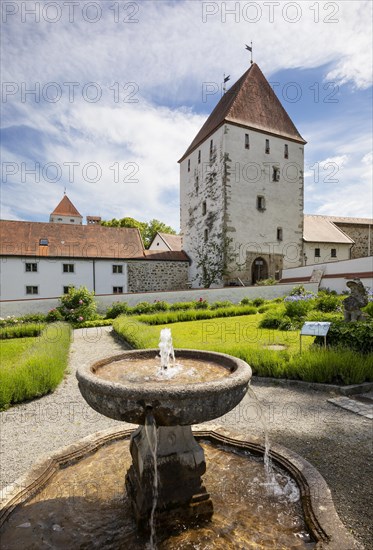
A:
<box><xmin>0</xmin><ymin>329</ymin><xmax>363</xmax><ymax>549</ymax></box>
<box><xmin>75</xmin><ymin>329</ymin><xmax>252</xmax><ymax>533</ymax></box>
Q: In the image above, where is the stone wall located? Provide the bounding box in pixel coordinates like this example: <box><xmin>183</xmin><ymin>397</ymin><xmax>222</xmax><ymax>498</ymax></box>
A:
<box><xmin>334</xmin><ymin>223</ymin><xmax>372</xmax><ymax>259</ymax></box>
<box><xmin>127</xmin><ymin>261</ymin><xmax>189</xmax><ymax>293</ymax></box>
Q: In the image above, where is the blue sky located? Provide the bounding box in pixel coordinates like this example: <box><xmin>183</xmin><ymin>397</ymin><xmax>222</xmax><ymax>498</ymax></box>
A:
<box><xmin>1</xmin><ymin>0</ymin><xmax>372</xmax><ymax>230</ymax></box>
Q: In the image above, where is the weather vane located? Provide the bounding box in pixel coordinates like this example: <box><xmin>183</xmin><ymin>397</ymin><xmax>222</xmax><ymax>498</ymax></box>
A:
<box><xmin>223</xmin><ymin>73</ymin><xmax>230</xmax><ymax>94</ymax></box>
<box><xmin>245</xmin><ymin>42</ymin><xmax>253</xmax><ymax>65</ymax></box>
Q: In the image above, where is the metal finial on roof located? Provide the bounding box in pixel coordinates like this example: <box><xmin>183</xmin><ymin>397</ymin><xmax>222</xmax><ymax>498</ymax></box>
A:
<box><xmin>64</xmin><ymin>187</ymin><xmax>66</xmax><ymax>195</ymax></box>
<box><xmin>223</xmin><ymin>74</ymin><xmax>230</xmax><ymax>94</ymax></box>
<box><xmin>245</xmin><ymin>42</ymin><xmax>253</xmax><ymax>65</ymax></box>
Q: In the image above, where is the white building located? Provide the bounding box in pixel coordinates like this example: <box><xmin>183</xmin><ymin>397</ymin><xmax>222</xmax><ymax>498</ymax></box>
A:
<box><xmin>0</xmin><ymin>197</ymin><xmax>189</xmax><ymax>302</ymax></box>
<box><xmin>179</xmin><ymin>62</ymin><xmax>306</xmax><ymax>287</ymax></box>
<box><xmin>303</xmin><ymin>215</ymin><xmax>354</xmax><ymax>264</ymax></box>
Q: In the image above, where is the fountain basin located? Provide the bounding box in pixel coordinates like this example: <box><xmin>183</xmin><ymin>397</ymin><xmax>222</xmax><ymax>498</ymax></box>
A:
<box><xmin>76</xmin><ymin>349</ymin><xmax>252</xmax><ymax>426</ymax></box>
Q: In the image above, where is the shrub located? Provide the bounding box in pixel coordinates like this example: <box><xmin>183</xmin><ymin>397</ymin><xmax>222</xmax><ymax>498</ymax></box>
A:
<box><xmin>252</xmin><ymin>297</ymin><xmax>265</xmax><ymax>307</ymax></box>
<box><xmin>58</xmin><ymin>286</ymin><xmax>97</xmax><ymax>324</ymax></box>
<box><xmin>259</xmin><ymin>308</ymin><xmax>286</xmax><ymax>329</ymax></box>
<box><xmin>195</xmin><ymin>298</ymin><xmax>209</xmax><ymax>309</ymax></box>
<box><xmin>105</xmin><ymin>302</ymin><xmax>129</xmax><ymax>319</ymax></box>
<box><xmin>240</xmin><ymin>297</ymin><xmax>253</xmax><ymax>305</ymax></box>
<box><xmin>255</xmin><ymin>278</ymin><xmax>277</xmax><ymax>286</ymax></box>
<box><xmin>152</xmin><ymin>300</ymin><xmax>169</xmax><ymax>311</ymax></box>
<box><xmin>315</xmin><ymin>320</ymin><xmax>373</xmax><ymax>354</ymax></box>
<box><xmin>315</xmin><ymin>294</ymin><xmax>340</xmax><ymax>313</ymax></box>
<box><xmin>284</xmin><ymin>295</ymin><xmax>314</xmax><ymax>319</ymax></box>
<box><xmin>289</xmin><ymin>285</ymin><xmax>308</xmax><ymax>296</ymax></box>
<box><xmin>0</xmin><ymin>323</ymin><xmax>45</xmax><ymax>339</ymax></box>
<box><xmin>46</xmin><ymin>308</ymin><xmax>64</xmax><ymax>322</ymax></box>
<box><xmin>130</xmin><ymin>301</ymin><xmax>155</xmax><ymax>314</ymax></box>
<box><xmin>210</xmin><ymin>300</ymin><xmax>233</xmax><ymax>310</ymax></box>
<box><xmin>305</xmin><ymin>310</ymin><xmax>342</xmax><ymax>323</ymax></box>
<box><xmin>79</xmin><ymin>319</ymin><xmax>114</xmax><ymax>328</ymax></box>
<box><xmin>169</xmin><ymin>302</ymin><xmax>195</xmax><ymax>311</ymax></box>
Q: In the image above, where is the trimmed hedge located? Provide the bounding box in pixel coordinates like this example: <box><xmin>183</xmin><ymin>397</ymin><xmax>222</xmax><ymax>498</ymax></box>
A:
<box><xmin>0</xmin><ymin>323</ymin><xmax>45</xmax><ymax>339</ymax></box>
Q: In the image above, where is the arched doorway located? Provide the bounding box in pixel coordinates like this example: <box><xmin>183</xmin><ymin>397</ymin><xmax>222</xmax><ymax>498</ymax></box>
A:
<box><xmin>252</xmin><ymin>257</ymin><xmax>268</xmax><ymax>284</ymax></box>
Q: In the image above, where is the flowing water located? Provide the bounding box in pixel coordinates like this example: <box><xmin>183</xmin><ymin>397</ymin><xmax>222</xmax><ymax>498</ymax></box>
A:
<box><xmin>0</xmin><ymin>438</ymin><xmax>315</xmax><ymax>549</ymax></box>
<box><xmin>144</xmin><ymin>414</ymin><xmax>159</xmax><ymax>550</ymax></box>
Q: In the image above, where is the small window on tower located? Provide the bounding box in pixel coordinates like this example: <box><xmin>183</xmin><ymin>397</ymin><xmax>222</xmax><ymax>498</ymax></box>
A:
<box><xmin>277</xmin><ymin>227</ymin><xmax>283</xmax><ymax>241</ymax></box>
<box><xmin>202</xmin><ymin>201</ymin><xmax>207</xmax><ymax>215</ymax></box>
<box><xmin>257</xmin><ymin>196</ymin><xmax>266</xmax><ymax>211</ymax></box>
<box><xmin>195</xmin><ymin>175</ymin><xmax>199</xmax><ymax>191</ymax></box>
<box><xmin>284</xmin><ymin>144</ymin><xmax>289</xmax><ymax>159</ymax></box>
<box><xmin>331</xmin><ymin>248</ymin><xmax>337</xmax><ymax>258</ymax></box>
<box><xmin>265</xmin><ymin>139</ymin><xmax>270</xmax><ymax>154</ymax></box>
<box><xmin>272</xmin><ymin>166</ymin><xmax>280</xmax><ymax>182</ymax></box>
<box><xmin>204</xmin><ymin>229</ymin><xmax>208</xmax><ymax>242</ymax></box>
<box><xmin>198</xmin><ymin>150</ymin><xmax>201</xmax><ymax>164</ymax></box>
<box><xmin>245</xmin><ymin>133</ymin><xmax>250</xmax><ymax>149</ymax></box>
<box><xmin>315</xmin><ymin>248</ymin><xmax>320</xmax><ymax>258</ymax></box>
<box><xmin>209</xmin><ymin>140</ymin><xmax>214</xmax><ymax>160</ymax></box>
<box><xmin>187</xmin><ymin>159</ymin><xmax>190</xmax><ymax>172</ymax></box>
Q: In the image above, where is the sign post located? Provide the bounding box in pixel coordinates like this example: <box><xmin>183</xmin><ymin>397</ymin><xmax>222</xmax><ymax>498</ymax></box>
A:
<box><xmin>300</xmin><ymin>322</ymin><xmax>331</xmax><ymax>354</ymax></box>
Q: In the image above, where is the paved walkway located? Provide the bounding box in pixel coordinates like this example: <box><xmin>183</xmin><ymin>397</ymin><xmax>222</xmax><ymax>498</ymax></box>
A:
<box><xmin>1</xmin><ymin>327</ymin><xmax>372</xmax><ymax>549</ymax></box>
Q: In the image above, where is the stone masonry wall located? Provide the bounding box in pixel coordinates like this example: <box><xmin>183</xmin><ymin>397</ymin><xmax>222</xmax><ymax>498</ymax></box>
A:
<box><xmin>127</xmin><ymin>261</ymin><xmax>189</xmax><ymax>293</ymax></box>
<box><xmin>334</xmin><ymin>223</ymin><xmax>372</xmax><ymax>259</ymax></box>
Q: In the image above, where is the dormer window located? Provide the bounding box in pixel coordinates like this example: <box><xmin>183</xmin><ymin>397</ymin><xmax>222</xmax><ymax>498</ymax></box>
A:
<box><xmin>265</xmin><ymin>139</ymin><xmax>270</xmax><ymax>154</ymax></box>
<box><xmin>39</xmin><ymin>238</ymin><xmax>48</xmax><ymax>246</ymax></box>
<box><xmin>245</xmin><ymin>133</ymin><xmax>250</xmax><ymax>149</ymax></box>
<box><xmin>284</xmin><ymin>144</ymin><xmax>289</xmax><ymax>159</ymax></box>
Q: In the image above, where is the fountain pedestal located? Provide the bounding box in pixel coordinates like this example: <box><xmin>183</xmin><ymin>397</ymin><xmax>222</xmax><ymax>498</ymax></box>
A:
<box><xmin>125</xmin><ymin>425</ymin><xmax>213</xmax><ymax>531</ymax></box>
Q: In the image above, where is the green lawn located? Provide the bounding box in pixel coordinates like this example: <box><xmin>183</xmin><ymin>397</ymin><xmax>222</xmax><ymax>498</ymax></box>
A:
<box><xmin>113</xmin><ymin>315</ymin><xmax>373</xmax><ymax>385</ymax></box>
<box><xmin>0</xmin><ymin>323</ymin><xmax>71</xmax><ymax>410</ymax></box>
<box><xmin>0</xmin><ymin>337</ymin><xmax>38</xmax><ymax>368</ymax></box>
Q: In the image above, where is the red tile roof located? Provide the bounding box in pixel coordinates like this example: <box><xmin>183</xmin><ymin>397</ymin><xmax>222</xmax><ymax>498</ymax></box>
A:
<box><xmin>0</xmin><ymin>220</ymin><xmax>189</xmax><ymax>262</ymax></box>
<box><xmin>157</xmin><ymin>233</ymin><xmax>183</xmax><ymax>251</ymax></box>
<box><xmin>144</xmin><ymin>249</ymin><xmax>189</xmax><ymax>262</ymax></box>
<box><xmin>50</xmin><ymin>195</ymin><xmax>82</xmax><ymax>217</ymax></box>
<box><xmin>179</xmin><ymin>63</ymin><xmax>306</xmax><ymax>162</ymax></box>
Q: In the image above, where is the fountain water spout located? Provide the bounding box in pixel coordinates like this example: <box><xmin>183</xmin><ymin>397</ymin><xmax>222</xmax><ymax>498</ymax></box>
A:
<box><xmin>158</xmin><ymin>328</ymin><xmax>175</xmax><ymax>370</ymax></box>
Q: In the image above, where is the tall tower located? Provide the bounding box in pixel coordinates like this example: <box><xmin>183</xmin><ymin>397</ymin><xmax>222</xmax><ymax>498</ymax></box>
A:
<box><xmin>179</xmin><ymin>63</ymin><xmax>306</xmax><ymax>287</ymax></box>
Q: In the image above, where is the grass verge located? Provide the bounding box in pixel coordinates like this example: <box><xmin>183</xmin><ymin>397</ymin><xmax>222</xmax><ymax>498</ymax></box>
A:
<box><xmin>112</xmin><ymin>316</ymin><xmax>373</xmax><ymax>385</ymax></box>
<box><xmin>0</xmin><ymin>322</ymin><xmax>71</xmax><ymax>410</ymax></box>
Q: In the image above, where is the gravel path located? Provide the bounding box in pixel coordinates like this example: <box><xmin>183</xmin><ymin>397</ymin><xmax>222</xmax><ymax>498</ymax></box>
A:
<box><xmin>1</xmin><ymin>327</ymin><xmax>372</xmax><ymax>549</ymax></box>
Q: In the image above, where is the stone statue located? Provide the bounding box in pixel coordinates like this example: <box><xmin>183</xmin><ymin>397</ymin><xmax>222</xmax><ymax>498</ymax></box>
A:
<box><xmin>343</xmin><ymin>279</ymin><xmax>368</xmax><ymax>322</ymax></box>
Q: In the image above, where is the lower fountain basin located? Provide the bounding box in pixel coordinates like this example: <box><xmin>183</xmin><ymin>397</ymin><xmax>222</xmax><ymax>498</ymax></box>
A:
<box><xmin>76</xmin><ymin>349</ymin><xmax>252</xmax><ymax>426</ymax></box>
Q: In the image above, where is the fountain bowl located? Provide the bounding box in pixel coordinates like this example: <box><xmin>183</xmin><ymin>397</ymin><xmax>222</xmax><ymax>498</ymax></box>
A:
<box><xmin>76</xmin><ymin>349</ymin><xmax>252</xmax><ymax>426</ymax></box>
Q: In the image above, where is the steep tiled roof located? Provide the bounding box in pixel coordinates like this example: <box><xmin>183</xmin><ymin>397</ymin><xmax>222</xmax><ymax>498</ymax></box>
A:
<box><xmin>157</xmin><ymin>233</ymin><xmax>183</xmax><ymax>251</ymax></box>
<box><xmin>179</xmin><ymin>63</ymin><xmax>306</xmax><ymax>162</ymax></box>
<box><xmin>304</xmin><ymin>215</ymin><xmax>354</xmax><ymax>244</ymax></box>
<box><xmin>50</xmin><ymin>195</ymin><xmax>82</xmax><ymax>217</ymax></box>
<box><xmin>0</xmin><ymin>220</ymin><xmax>144</xmax><ymax>259</ymax></box>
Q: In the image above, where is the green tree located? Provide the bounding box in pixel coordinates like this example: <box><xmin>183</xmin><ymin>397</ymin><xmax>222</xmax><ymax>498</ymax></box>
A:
<box><xmin>101</xmin><ymin>217</ymin><xmax>176</xmax><ymax>249</ymax></box>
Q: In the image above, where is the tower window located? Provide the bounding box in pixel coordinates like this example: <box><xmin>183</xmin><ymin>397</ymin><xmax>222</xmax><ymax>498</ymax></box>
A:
<box><xmin>25</xmin><ymin>262</ymin><xmax>38</xmax><ymax>272</ymax></box>
<box><xmin>198</xmin><ymin>150</ymin><xmax>201</xmax><ymax>164</ymax></box>
<box><xmin>284</xmin><ymin>144</ymin><xmax>289</xmax><ymax>159</ymax></box>
<box><xmin>245</xmin><ymin>133</ymin><xmax>250</xmax><ymax>149</ymax></box>
<box><xmin>209</xmin><ymin>139</ymin><xmax>214</xmax><ymax>160</ymax></box>
<box><xmin>315</xmin><ymin>248</ymin><xmax>320</xmax><ymax>258</ymax></box>
<box><xmin>265</xmin><ymin>139</ymin><xmax>270</xmax><ymax>154</ymax></box>
<box><xmin>187</xmin><ymin>159</ymin><xmax>190</xmax><ymax>172</ymax></box>
<box><xmin>202</xmin><ymin>201</ymin><xmax>207</xmax><ymax>215</ymax></box>
<box><xmin>204</xmin><ymin>229</ymin><xmax>208</xmax><ymax>242</ymax></box>
<box><xmin>272</xmin><ymin>166</ymin><xmax>280</xmax><ymax>182</ymax></box>
<box><xmin>195</xmin><ymin>175</ymin><xmax>199</xmax><ymax>191</ymax></box>
<box><xmin>331</xmin><ymin>248</ymin><xmax>337</xmax><ymax>258</ymax></box>
<box><xmin>257</xmin><ymin>196</ymin><xmax>266</xmax><ymax>211</ymax></box>
<box><xmin>277</xmin><ymin>227</ymin><xmax>283</xmax><ymax>241</ymax></box>
<box><xmin>63</xmin><ymin>263</ymin><xmax>75</xmax><ymax>273</ymax></box>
